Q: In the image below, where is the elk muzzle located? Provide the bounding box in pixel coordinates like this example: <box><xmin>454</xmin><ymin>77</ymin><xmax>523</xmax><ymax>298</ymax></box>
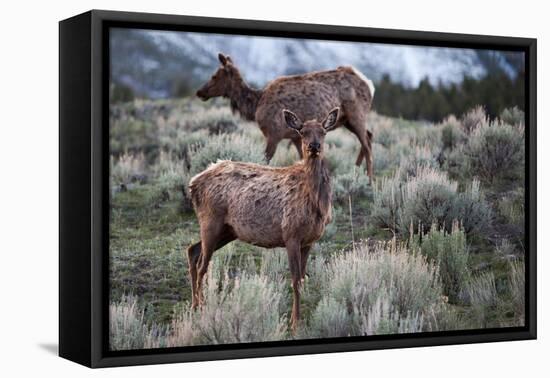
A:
<box><xmin>307</xmin><ymin>142</ymin><xmax>321</xmax><ymax>155</ymax></box>
<box><xmin>196</xmin><ymin>87</ymin><xmax>209</xmax><ymax>101</ymax></box>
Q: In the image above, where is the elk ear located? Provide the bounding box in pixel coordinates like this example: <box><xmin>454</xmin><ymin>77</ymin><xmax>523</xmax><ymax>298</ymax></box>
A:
<box><xmin>322</xmin><ymin>107</ymin><xmax>340</xmax><ymax>131</ymax></box>
<box><xmin>282</xmin><ymin>109</ymin><xmax>302</xmax><ymax>132</ymax></box>
<box><xmin>218</xmin><ymin>53</ymin><xmax>229</xmax><ymax>66</ymax></box>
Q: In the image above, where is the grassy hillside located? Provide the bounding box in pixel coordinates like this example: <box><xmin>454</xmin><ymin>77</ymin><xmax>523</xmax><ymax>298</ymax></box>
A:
<box><xmin>108</xmin><ymin>97</ymin><xmax>525</xmax><ymax>350</ymax></box>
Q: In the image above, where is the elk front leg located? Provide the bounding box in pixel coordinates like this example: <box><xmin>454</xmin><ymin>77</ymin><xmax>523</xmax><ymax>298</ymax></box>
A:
<box><xmin>186</xmin><ymin>241</ymin><xmax>202</xmax><ymax>309</ymax></box>
<box><xmin>285</xmin><ymin>239</ymin><xmax>302</xmax><ymax>334</ymax></box>
<box><xmin>264</xmin><ymin>137</ymin><xmax>280</xmax><ymax>164</ymax></box>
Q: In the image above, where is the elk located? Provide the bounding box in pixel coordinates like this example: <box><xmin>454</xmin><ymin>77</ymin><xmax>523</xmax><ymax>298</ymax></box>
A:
<box><xmin>187</xmin><ymin>107</ymin><xmax>339</xmax><ymax>332</ymax></box>
<box><xmin>196</xmin><ymin>53</ymin><xmax>375</xmax><ymax>180</ymax></box>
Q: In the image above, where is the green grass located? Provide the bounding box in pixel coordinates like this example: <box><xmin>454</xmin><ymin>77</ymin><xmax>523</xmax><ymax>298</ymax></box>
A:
<box><xmin>109</xmin><ymin>97</ymin><xmax>526</xmax><ymax>349</ymax></box>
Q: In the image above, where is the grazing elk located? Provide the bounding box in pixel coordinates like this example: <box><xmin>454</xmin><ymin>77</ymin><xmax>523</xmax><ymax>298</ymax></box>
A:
<box><xmin>187</xmin><ymin>107</ymin><xmax>340</xmax><ymax>332</ymax></box>
<box><xmin>196</xmin><ymin>53</ymin><xmax>375</xmax><ymax>180</ymax></box>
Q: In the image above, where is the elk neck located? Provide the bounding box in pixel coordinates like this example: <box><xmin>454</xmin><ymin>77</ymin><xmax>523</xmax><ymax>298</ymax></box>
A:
<box><xmin>228</xmin><ymin>75</ymin><xmax>262</xmax><ymax>121</ymax></box>
<box><xmin>302</xmin><ymin>155</ymin><xmax>331</xmax><ymax>212</ymax></box>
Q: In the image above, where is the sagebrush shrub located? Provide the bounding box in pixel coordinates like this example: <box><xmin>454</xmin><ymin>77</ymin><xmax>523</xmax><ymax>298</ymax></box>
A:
<box><xmin>357</xmin><ymin>291</ymin><xmax>424</xmax><ymax>335</ymax></box>
<box><xmin>453</xmin><ymin>179</ymin><xmax>493</xmax><ymax>234</ymax></box>
<box><xmin>500</xmin><ymin>106</ymin><xmax>525</xmax><ymax>128</ymax></box>
<box><xmin>509</xmin><ymin>260</ymin><xmax>525</xmax><ymax>325</ymax></box>
<box><xmin>415</xmin><ymin>223</ymin><xmax>469</xmax><ymax>303</ymax></box>
<box><xmin>372</xmin><ymin>142</ymin><xmax>397</xmax><ymax>173</ymax></box>
<box><xmin>308</xmin><ymin>296</ymin><xmax>354</xmax><ymax>338</ymax></box>
<box><xmin>110</xmin><ymin>152</ymin><xmax>146</xmax><ymax>187</ymax></box>
<box><xmin>466</xmin><ymin>272</ymin><xmax>498</xmax><ymax>328</ymax></box>
<box><xmin>184</xmin><ymin>107</ymin><xmax>240</xmax><ymax>134</ymax></box>
<box><xmin>399</xmin><ymin>167</ymin><xmax>459</xmax><ymax>235</ymax></box>
<box><xmin>440</xmin><ymin>115</ymin><xmax>467</xmax><ymax>151</ymax></box>
<box><xmin>332</xmin><ymin>169</ymin><xmax>372</xmax><ymax>204</ymax></box>
<box><xmin>159</xmin><ymin>128</ymin><xmax>209</xmax><ymax>161</ymax></box>
<box><xmin>372</xmin><ymin>117</ymin><xmax>397</xmax><ymax>148</ymax></box>
<box><xmin>109</xmin><ymin>295</ymin><xmax>167</xmax><ymax>350</ymax></box>
<box><xmin>370</xmin><ymin>175</ymin><xmax>403</xmax><ymax>233</ymax></box>
<box><xmin>189</xmin><ymin>133</ymin><xmax>265</xmax><ymax>175</ymax></box>
<box><xmin>166</xmin><ymin>310</ymin><xmax>195</xmax><ymax>347</ymax></box>
<box><xmin>324</xmin><ymin>130</ymin><xmax>361</xmax><ymax>173</ymax></box>
<box><xmin>113</xmin><ymin>264</ymin><xmax>289</xmax><ymax>349</ymax></box>
<box><xmin>110</xmin><ymin>118</ymin><xmax>156</xmax><ymax>156</ymax></box>
<box><xmin>461</xmin><ymin>106</ymin><xmax>488</xmax><ymax>134</ymax></box>
<box><xmin>462</xmin><ymin>121</ymin><xmax>525</xmax><ymax>184</ymax></box>
<box><xmin>412</xmin><ymin>125</ymin><xmax>442</xmax><ymax>149</ymax></box>
<box><xmin>498</xmin><ymin>188</ymin><xmax>525</xmax><ymax>227</ymax></box>
<box><xmin>425</xmin><ymin>302</ymin><xmax>466</xmax><ymax>332</ymax></box>
<box><xmin>190</xmin><ymin>272</ymin><xmax>288</xmax><ymax>344</ymax></box>
<box><xmin>146</xmin><ymin>150</ymin><xmax>192</xmax><ymax>210</ymax></box>
<box><xmin>398</xmin><ymin>145</ymin><xmax>439</xmax><ymax>180</ymax></box>
<box><xmin>371</xmin><ymin>167</ymin><xmax>492</xmax><ymax>236</ymax></box>
<box><xmin>311</xmin><ymin>240</ymin><xmax>442</xmax><ymax>336</ymax></box>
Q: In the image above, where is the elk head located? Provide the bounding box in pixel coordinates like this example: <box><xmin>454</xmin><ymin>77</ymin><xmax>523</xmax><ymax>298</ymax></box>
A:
<box><xmin>196</xmin><ymin>53</ymin><xmax>239</xmax><ymax>100</ymax></box>
<box><xmin>282</xmin><ymin>107</ymin><xmax>340</xmax><ymax>159</ymax></box>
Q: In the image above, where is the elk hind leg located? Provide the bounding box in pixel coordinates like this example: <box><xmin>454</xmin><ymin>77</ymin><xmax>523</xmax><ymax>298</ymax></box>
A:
<box><xmin>196</xmin><ymin>224</ymin><xmax>236</xmax><ymax>306</ymax></box>
<box><xmin>354</xmin><ymin>129</ymin><xmax>373</xmax><ymax>165</ymax></box>
<box><xmin>346</xmin><ymin>121</ymin><xmax>374</xmax><ymax>181</ymax></box>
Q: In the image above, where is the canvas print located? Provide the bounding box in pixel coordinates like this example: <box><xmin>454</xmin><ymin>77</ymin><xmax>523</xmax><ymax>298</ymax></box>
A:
<box><xmin>108</xmin><ymin>28</ymin><xmax>526</xmax><ymax>351</ymax></box>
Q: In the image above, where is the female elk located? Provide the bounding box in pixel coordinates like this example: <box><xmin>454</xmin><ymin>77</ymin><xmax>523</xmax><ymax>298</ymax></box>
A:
<box><xmin>187</xmin><ymin>108</ymin><xmax>339</xmax><ymax>332</ymax></box>
<box><xmin>196</xmin><ymin>53</ymin><xmax>375</xmax><ymax>180</ymax></box>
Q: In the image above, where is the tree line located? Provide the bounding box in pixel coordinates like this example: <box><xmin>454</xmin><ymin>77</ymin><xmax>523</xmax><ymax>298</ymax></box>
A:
<box><xmin>373</xmin><ymin>72</ymin><xmax>525</xmax><ymax>122</ymax></box>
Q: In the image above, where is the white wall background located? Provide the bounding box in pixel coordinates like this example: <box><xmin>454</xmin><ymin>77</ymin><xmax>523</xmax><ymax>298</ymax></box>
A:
<box><xmin>0</xmin><ymin>0</ymin><xmax>546</xmax><ymax>376</ymax></box>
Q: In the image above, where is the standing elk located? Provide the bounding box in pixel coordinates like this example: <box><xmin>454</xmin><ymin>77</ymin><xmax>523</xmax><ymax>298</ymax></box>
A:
<box><xmin>196</xmin><ymin>53</ymin><xmax>375</xmax><ymax>180</ymax></box>
<box><xmin>187</xmin><ymin>107</ymin><xmax>340</xmax><ymax>332</ymax></box>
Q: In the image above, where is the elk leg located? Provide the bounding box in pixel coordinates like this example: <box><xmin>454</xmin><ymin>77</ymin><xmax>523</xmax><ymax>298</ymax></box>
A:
<box><xmin>344</xmin><ymin>122</ymin><xmax>364</xmax><ymax>165</ymax></box>
<box><xmin>346</xmin><ymin>122</ymin><xmax>374</xmax><ymax>181</ymax></box>
<box><xmin>355</xmin><ymin>129</ymin><xmax>373</xmax><ymax>166</ymax></box>
<box><xmin>355</xmin><ymin>148</ymin><xmax>364</xmax><ymax>166</ymax></box>
<box><xmin>187</xmin><ymin>241</ymin><xmax>202</xmax><ymax>309</ymax></box>
<box><xmin>367</xmin><ymin>129</ymin><xmax>373</xmax><ymax>172</ymax></box>
<box><xmin>300</xmin><ymin>245</ymin><xmax>312</xmax><ymax>282</ymax></box>
<box><xmin>196</xmin><ymin>224</ymin><xmax>236</xmax><ymax>306</ymax></box>
<box><xmin>285</xmin><ymin>239</ymin><xmax>302</xmax><ymax>334</ymax></box>
<box><xmin>264</xmin><ymin>137</ymin><xmax>280</xmax><ymax>164</ymax></box>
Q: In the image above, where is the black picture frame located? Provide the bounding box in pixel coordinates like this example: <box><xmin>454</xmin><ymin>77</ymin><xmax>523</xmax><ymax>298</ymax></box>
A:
<box><xmin>59</xmin><ymin>9</ymin><xmax>537</xmax><ymax>368</ymax></box>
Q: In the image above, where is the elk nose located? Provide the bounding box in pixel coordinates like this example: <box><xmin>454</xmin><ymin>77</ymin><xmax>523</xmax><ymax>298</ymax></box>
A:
<box><xmin>196</xmin><ymin>89</ymin><xmax>207</xmax><ymax>101</ymax></box>
<box><xmin>309</xmin><ymin>142</ymin><xmax>321</xmax><ymax>151</ymax></box>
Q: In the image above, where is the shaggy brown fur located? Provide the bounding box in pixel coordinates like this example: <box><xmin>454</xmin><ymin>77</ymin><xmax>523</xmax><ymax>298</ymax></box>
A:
<box><xmin>196</xmin><ymin>53</ymin><xmax>375</xmax><ymax>180</ymax></box>
<box><xmin>187</xmin><ymin>108</ymin><xmax>340</xmax><ymax>332</ymax></box>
